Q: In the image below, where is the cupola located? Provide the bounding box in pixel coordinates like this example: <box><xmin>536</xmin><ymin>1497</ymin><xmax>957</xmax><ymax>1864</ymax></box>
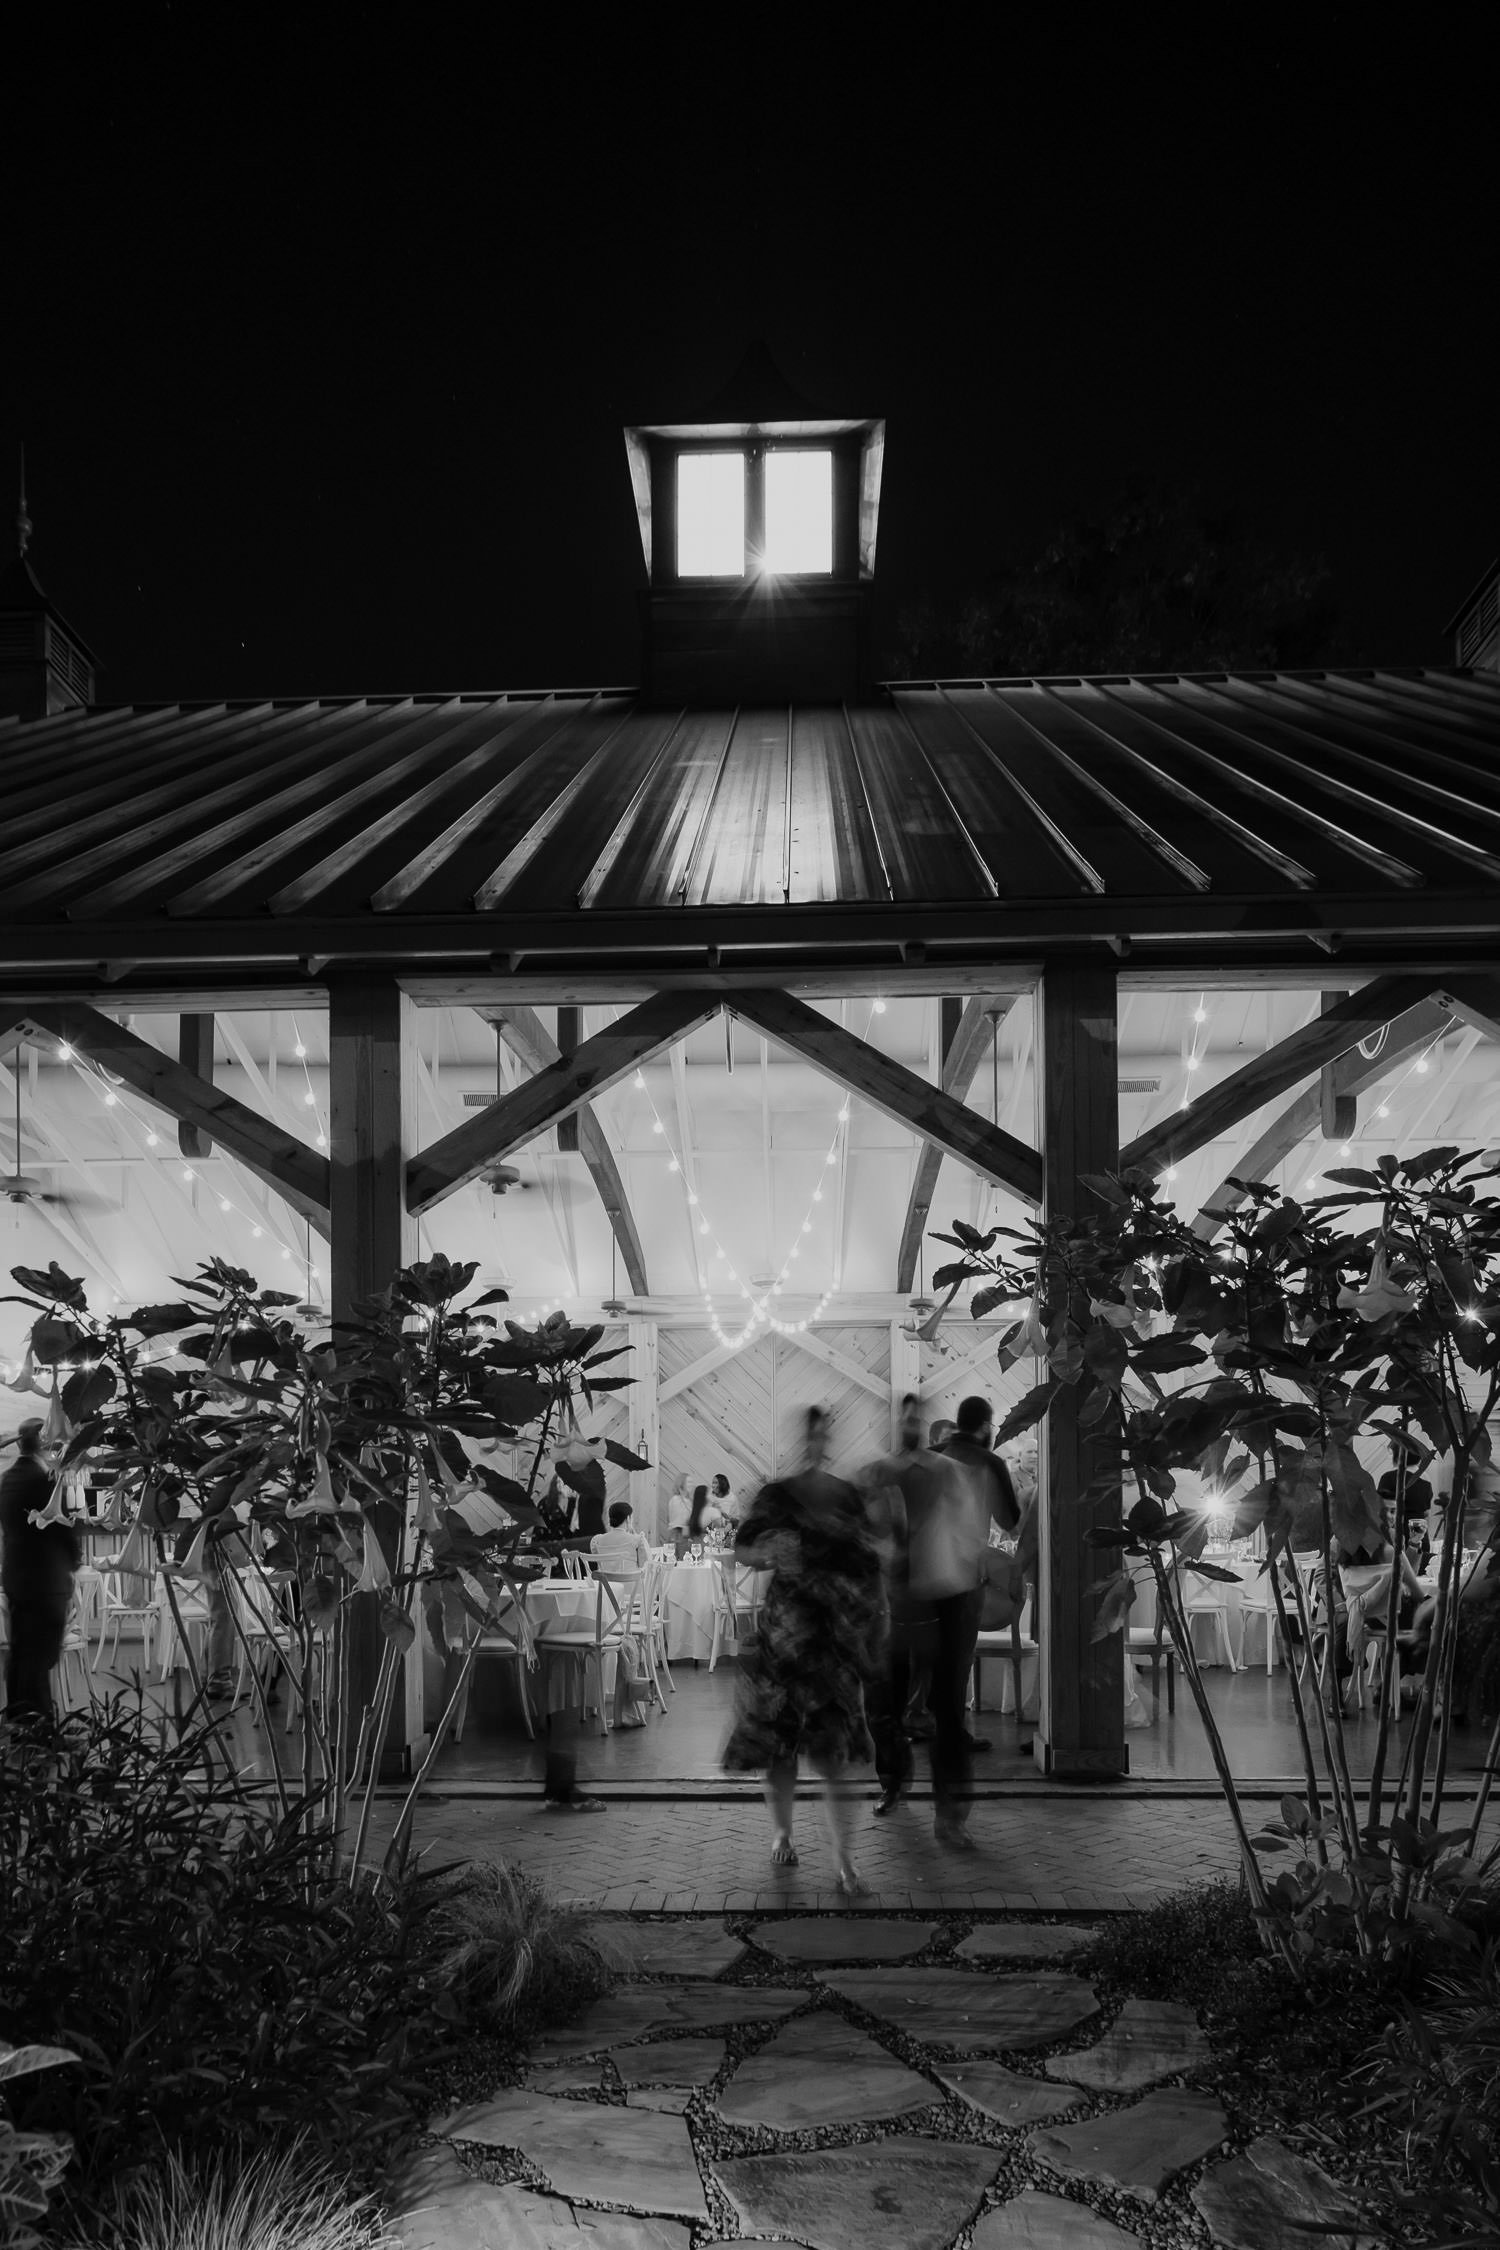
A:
<box><xmin>623</xmin><ymin>341</ymin><xmax>884</xmax><ymax>703</ymax></box>
<box><xmin>0</xmin><ymin>464</ymin><xmax>98</xmax><ymax>719</ymax></box>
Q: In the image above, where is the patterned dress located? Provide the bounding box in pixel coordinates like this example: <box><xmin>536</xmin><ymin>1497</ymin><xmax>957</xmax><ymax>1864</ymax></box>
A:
<box><xmin>721</xmin><ymin>1470</ymin><xmax>887</xmax><ymax>1772</ymax></box>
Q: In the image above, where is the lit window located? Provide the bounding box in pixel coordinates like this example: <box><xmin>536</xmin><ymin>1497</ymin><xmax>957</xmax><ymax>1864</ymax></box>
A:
<box><xmin>764</xmin><ymin>449</ymin><xmax>832</xmax><ymax>574</ymax></box>
<box><xmin>677</xmin><ymin>452</ymin><xmax>745</xmax><ymax>577</ymax></box>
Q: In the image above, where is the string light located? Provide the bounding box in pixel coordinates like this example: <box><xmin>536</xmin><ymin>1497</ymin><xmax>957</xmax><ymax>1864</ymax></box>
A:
<box><xmin>1179</xmin><ymin>991</ymin><xmax>1210</xmax><ymax>1110</ymax></box>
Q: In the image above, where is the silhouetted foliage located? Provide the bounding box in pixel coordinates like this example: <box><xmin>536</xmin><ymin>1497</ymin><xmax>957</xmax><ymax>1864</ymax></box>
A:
<box><xmin>887</xmin><ymin>483</ymin><xmax>1345</xmax><ymax>678</ymax></box>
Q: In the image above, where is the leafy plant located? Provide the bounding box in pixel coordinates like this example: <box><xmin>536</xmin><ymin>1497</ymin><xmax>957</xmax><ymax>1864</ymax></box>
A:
<box><xmin>0</xmin><ymin>1695</ymin><xmax>446</xmax><ymax>2197</ymax></box>
<box><xmin>0</xmin><ymin>2037</ymin><xmax>78</xmax><ymax>2250</ymax></box>
<box><xmin>68</xmin><ymin>2139</ymin><xmax>400</xmax><ymax>2250</ymax></box>
<box><xmin>1360</xmin><ymin>1936</ymin><xmax>1500</xmax><ymax>2247</ymax></box>
<box><xmin>4</xmin><ymin>1252</ymin><xmax>637</xmax><ymax>1880</ymax></box>
<box><xmin>425</xmin><ymin>1861</ymin><xmax>621</xmax><ymax>2035</ymax></box>
<box><xmin>933</xmin><ymin>1146</ymin><xmax>1500</xmax><ymax>1970</ymax></box>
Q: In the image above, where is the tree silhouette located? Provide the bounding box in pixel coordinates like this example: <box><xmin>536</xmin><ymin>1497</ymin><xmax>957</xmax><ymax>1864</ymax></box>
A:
<box><xmin>887</xmin><ymin>484</ymin><xmax>1345</xmax><ymax>680</ymax></box>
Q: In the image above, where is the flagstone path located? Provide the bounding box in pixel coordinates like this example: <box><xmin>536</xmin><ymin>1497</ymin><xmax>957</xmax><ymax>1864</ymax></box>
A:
<box><xmin>396</xmin><ymin>1910</ymin><xmax>1378</xmax><ymax>2250</ymax></box>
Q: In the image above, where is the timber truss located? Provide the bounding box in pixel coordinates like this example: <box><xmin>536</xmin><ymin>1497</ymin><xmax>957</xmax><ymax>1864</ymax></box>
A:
<box><xmin>6</xmin><ymin>972</ymin><xmax>1500</xmax><ymax>1296</ymax></box>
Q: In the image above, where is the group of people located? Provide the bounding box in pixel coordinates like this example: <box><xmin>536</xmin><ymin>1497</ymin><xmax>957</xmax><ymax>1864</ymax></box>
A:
<box><xmin>720</xmin><ymin>1394</ymin><xmax>1024</xmax><ymax>1895</ymax></box>
<box><xmin>665</xmin><ymin>1473</ymin><xmax>741</xmax><ymax>1543</ymax></box>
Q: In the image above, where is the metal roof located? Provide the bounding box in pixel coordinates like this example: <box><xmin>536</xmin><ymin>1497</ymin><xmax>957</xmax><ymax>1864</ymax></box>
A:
<box><xmin>3</xmin><ymin>669</ymin><xmax>1499</xmax><ymax>972</ymax></box>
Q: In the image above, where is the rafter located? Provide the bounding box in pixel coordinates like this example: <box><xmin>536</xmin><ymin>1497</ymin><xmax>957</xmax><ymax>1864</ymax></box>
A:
<box><xmin>896</xmin><ymin>996</ymin><xmax>1016</xmax><ymax>1290</ymax></box>
<box><xmin>16</xmin><ymin>1002</ymin><xmax>330</xmax><ymax>1234</ymax></box>
<box><xmin>783</xmin><ymin>1325</ymin><xmax>888</xmax><ymax>1403</ymax></box>
<box><xmin>1122</xmin><ymin>975</ymin><xmax>1441</xmax><ymax>1178</ymax></box>
<box><xmin>729</xmin><ymin>990</ymin><xmax>1043</xmax><ymax>1207</ymax></box>
<box><xmin>486</xmin><ymin>1004</ymin><xmax>648</xmax><ymax>1296</ymax></box>
<box><xmin>1192</xmin><ymin>991</ymin><xmax>1460</xmax><ymax>1236</ymax></box>
<box><xmin>407</xmin><ymin>992</ymin><xmax>721</xmax><ymax>1215</ymax></box>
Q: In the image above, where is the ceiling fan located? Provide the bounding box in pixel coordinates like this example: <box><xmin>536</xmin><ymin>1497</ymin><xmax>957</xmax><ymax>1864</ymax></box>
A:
<box><xmin>2</xmin><ymin>1065</ymin><xmax>111</xmax><ymax>1209</ymax></box>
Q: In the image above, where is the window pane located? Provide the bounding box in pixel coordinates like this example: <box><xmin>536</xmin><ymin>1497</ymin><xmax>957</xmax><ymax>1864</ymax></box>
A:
<box><xmin>677</xmin><ymin>452</ymin><xmax>745</xmax><ymax>577</ymax></box>
<box><xmin>764</xmin><ymin>449</ymin><xmax>832</xmax><ymax>574</ymax></box>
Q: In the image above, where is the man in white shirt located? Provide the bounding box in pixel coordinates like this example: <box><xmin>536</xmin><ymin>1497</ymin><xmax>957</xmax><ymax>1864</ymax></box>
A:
<box><xmin>591</xmin><ymin>1501</ymin><xmax>651</xmax><ymax>1572</ymax></box>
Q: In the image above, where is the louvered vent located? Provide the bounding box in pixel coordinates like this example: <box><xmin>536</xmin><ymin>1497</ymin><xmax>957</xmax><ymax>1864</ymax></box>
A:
<box><xmin>1117</xmin><ymin>1077</ymin><xmax>1162</xmax><ymax>1094</ymax></box>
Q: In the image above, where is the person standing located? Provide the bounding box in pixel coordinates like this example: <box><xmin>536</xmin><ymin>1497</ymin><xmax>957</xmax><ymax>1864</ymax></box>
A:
<box><xmin>859</xmin><ymin>1394</ymin><xmax>944</xmax><ymax>1816</ymax></box>
<box><xmin>912</xmin><ymin>1396</ymin><xmax>1019</xmax><ymax>1848</ymax></box>
<box><xmin>1</xmin><ymin>1419</ymin><xmax>81</xmax><ymax>1720</ymax></box>
<box><xmin>723</xmin><ymin>1406</ymin><xmax>886</xmax><ymax>1894</ymax></box>
<box><xmin>711</xmin><ymin>1472</ymin><xmax>741</xmax><ymax>1525</ymax></box>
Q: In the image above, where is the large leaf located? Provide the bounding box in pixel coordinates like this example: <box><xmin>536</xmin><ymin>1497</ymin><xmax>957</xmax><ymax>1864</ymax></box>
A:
<box><xmin>8</xmin><ymin>1262</ymin><xmax>87</xmax><ymax>1309</ymax></box>
<box><xmin>126</xmin><ymin>1302</ymin><xmax>206</xmax><ymax>1338</ymax></box>
<box><xmin>0</xmin><ymin>2038</ymin><xmax>80</xmax><ymax>2081</ymax></box>
<box><xmin>994</xmin><ymin>1381</ymin><xmax>1056</xmax><ymax>1443</ymax></box>
<box><xmin>62</xmin><ymin>1362</ymin><xmax>116</xmax><ymax>1420</ymax></box>
<box><xmin>1130</xmin><ymin>1336</ymin><xmax>1207</xmax><ymax>1374</ymax></box>
<box><xmin>481</xmin><ymin>1372</ymin><xmax>551</xmax><ymax>1425</ymax></box>
<box><xmin>29</xmin><ymin>1315</ymin><xmax>85</xmax><ymax>1365</ymax></box>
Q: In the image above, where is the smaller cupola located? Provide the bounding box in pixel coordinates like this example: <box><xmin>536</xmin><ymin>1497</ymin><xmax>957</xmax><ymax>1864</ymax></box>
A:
<box><xmin>623</xmin><ymin>342</ymin><xmax>884</xmax><ymax>704</ymax></box>
<box><xmin>0</xmin><ymin>458</ymin><xmax>99</xmax><ymax>721</ymax></box>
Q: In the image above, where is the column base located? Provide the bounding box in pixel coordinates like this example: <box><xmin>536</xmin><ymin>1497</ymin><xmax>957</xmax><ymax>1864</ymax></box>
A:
<box><xmin>1038</xmin><ymin>1739</ymin><xmax>1129</xmax><ymax>1779</ymax></box>
<box><xmin>377</xmin><ymin>1732</ymin><xmax>432</xmax><ymax>1784</ymax></box>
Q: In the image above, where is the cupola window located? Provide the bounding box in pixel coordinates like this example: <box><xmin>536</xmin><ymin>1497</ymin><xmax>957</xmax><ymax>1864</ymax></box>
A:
<box><xmin>677</xmin><ymin>451</ymin><xmax>746</xmax><ymax>578</ymax></box>
<box><xmin>763</xmin><ymin>448</ymin><xmax>832</xmax><ymax>576</ymax></box>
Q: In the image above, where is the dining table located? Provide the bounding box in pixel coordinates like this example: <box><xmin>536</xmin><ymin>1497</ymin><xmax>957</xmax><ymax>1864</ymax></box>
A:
<box><xmin>661</xmin><ymin>1556</ymin><xmax>770</xmax><ymax>1663</ymax></box>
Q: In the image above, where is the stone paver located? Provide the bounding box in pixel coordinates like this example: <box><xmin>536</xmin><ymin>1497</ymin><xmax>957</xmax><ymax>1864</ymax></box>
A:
<box><xmin>1045</xmin><ymin>1997</ymin><xmax>1209</xmax><ymax>2093</ymax></box>
<box><xmin>1031</xmin><ymin>2089</ymin><xmax>1228</xmax><ymax>2205</ymax></box>
<box><xmin>932</xmin><ymin>2060</ymin><xmax>1087</xmax><ymax>2128</ymax></box>
<box><xmin>609</xmin><ymin>2035</ymin><xmax>726</xmax><ymax>2089</ymax></box>
<box><xmin>397</xmin><ymin>2147</ymin><xmax>693</xmax><ymax>2249</ymax></box>
<box><xmin>529</xmin><ymin>1980</ymin><xmax>804</xmax><ymax>2056</ymax></box>
<box><xmin>748</xmin><ymin>1915</ymin><xmax>937</xmax><ymax>1961</ymax></box>
<box><xmin>437</xmin><ymin>2091</ymin><xmax>708</xmax><ymax>2221</ymax></box>
<box><xmin>718</xmin><ymin>2012</ymin><xmax>935</xmax><ymax>2130</ymax></box>
<box><xmin>955</xmin><ymin>1922</ymin><xmax>1095</xmax><ymax>1962</ymax></box>
<box><xmin>586</xmin><ymin>1920</ymin><xmax>745</xmax><ymax>1978</ymax></box>
<box><xmin>973</xmin><ymin>2188</ymin><xmax>1142</xmax><ymax>2248</ymax></box>
<box><xmin>1192</xmin><ymin>2134</ymin><xmax>1377</xmax><ymax>2250</ymax></box>
<box><xmin>715</xmin><ymin>2135</ymin><xmax>1001</xmax><ymax>2250</ymax></box>
<box><xmin>819</xmin><ymin>1969</ymin><xmax>1100</xmax><ymax>2052</ymax></box>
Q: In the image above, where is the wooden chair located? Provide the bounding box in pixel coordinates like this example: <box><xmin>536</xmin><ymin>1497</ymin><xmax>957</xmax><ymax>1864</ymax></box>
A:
<box><xmin>708</xmin><ymin>1557</ymin><xmax>762</xmax><ymax>1671</ymax></box>
<box><xmin>94</xmin><ymin>1542</ymin><xmax>162</xmax><ymax>1676</ymax></box>
<box><xmin>973</xmin><ymin>1590</ymin><xmax>1038</xmax><ymax>1720</ymax></box>
<box><xmin>1126</xmin><ymin>1585</ymin><xmax>1176</xmax><ymax>1715</ymax></box>
<box><xmin>644</xmin><ymin>1550</ymin><xmax>675</xmax><ymax>1694</ymax></box>
<box><xmin>1182</xmin><ymin>1572</ymin><xmax>1240</xmax><ymax>1671</ymax></box>
<box><xmin>1236</xmin><ymin>1563</ymin><xmax>1288</xmax><ymax>1673</ymax></box>
<box><xmin>453</xmin><ymin>1590</ymin><xmax>538</xmax><ymax>1741</ymax></box>
<box><xmin>534</xmin><ymin>1572</ymin><xmax>631</xmax><ymax>1735</ymax></box>
<box><xmin>58</xmin><ymin>1570</ymin><xmax>108</xmax><ymax>1707</ymax></box>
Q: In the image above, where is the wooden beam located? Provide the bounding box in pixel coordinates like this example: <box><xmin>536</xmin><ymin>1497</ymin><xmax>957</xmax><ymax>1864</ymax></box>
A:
<box><xmin>784</xmin><ymin>1326</ymin><xmax>889</xmax><ymax>1405</ymax></box>
<box><xmin>0</xmin><ymin>1012</ymin><xmax>29</xmax><ymax>1060</ymax></box>
<box><xmin>1192</xmin><ymin>991</ymin><xmax>1459</xmax><ymax>1236</ymax></box>
<box><xmin>177</xmin><ymin>1014</ymin><xmax>215</xmax><ymax>1159</ymax></box>
<box><xmin>659</xmin><ymin>1336</ymin><xmax>745</xmax><ymax>1403</ymax></box>
<box><xmin>728</xmin><ymin>989</ymin><xmax>1043</xmax><ymax>1207</ymax></box>
<box><xmin>19</xmin><ymin>1001</ymin><xmax>331</xmax><ymax>1233</ymax></box>
<box><xmin>555</xmin><ymin>1006</ymin><xmax>580</xmax><ymax>1154</ymax></box>
<box><xmin>1120</xmin><ymin>974</ymin><xmax>1442</xmax><ymax>1178</ymax></box>
<box><xmin>627</xmin><ymin>1315</ymin><xmax>660</xmax><ymax>1536</ymax></box>
<box><xmin>1436</xmin><ymin>973</ymin><xmax>1500</xmax><ymax>1044</ymax></box>
<box><xmin>408</xmin><ymin>992</ymin><xmax>722</xmax><ymax>1216</ymax></box>
<box><xmin>1036</xmin><ymin>961</ymin><xmax>1126</xmax><ymax>1780</ymax></box>
<box><xmin>1319</xmin><ymin>991</ymin><xmax>1356</xmax><ymax>1141</ymax></box>
<box><xmin>896</xmin><ymin>996</ymin><xmax>1016</xmax><ymax>1290</ymax></box>
<box><xmin>487</xmin><ymin>1004</ymin><xmax>648</xmax><ymax>1296</ymax></box>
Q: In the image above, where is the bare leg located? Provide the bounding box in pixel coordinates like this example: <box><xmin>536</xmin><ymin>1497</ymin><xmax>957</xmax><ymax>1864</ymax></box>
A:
<box><xmin>811</xmin><ymin>1753</ymin><xmax>869</xmax><ymax>1894</ymax></box>
<box><xmin>765</xmin><ymin>1755</ymin><xmax>798</xmax><ymax>1865</ymax></box>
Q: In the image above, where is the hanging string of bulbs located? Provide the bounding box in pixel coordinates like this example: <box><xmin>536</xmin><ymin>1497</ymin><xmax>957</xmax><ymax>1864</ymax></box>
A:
<box><xmin>626</xmin><ymin>1010</ymin><xmax>876</xmax><ymax>1350</ymax></box>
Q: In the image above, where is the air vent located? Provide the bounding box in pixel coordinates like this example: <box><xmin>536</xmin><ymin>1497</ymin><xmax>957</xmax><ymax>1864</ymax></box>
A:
<box><xmin>1117</xmin><ymin>1077</ymin><xmax>1161</xmax><ymax>1094</ymax></box>
<box><xmin>463</xmin><ymin>1093</ymin><xmax>496</xmax><ymax>1108</ymax></box>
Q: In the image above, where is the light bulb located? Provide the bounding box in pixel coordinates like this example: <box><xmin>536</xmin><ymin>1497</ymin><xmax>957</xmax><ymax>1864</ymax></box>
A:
<box><xmin>668</xmin><ymin>1158</ymin><xmax>680</xmax><ymax>1173</ymax></box>
<box><xmin>58</xmin><ymin>1043</ymin><xmax>74</xmax><ymax>1060</ymax></box>
<box><xmin>316</xmin><ymin>1131</ymin><xmax>326</xmax><ymax>1147</ymax></box>
<box><xmin>687</xmin><ymin>1192</ymin><xmax>698</xmax><ymax>1206</ymax></box>
<box><xmin>634</xmin><ymin>1073</ymin><xmax>645</xmax><ymax>1089</ymax></box>
<box><xmin>1340</xmin><ymin>1143</ymin><xmax>1352</xmax><ymax>1157</ymax></box>
<box><xmin>104</xmin><ymin>1091</ymin><xmax>117</xmax><ymax>1107</ymax></box>
<box><xmin>280</xmin><ymin>1247</ymin><xmax>292</xmax><ymax>1261</ymax></box>
<box><xmin>146</xmin><ymin>1132</ymin><xmax>159</xmax><ymax>1147</ymax></box>
<box><xmin>651</xmin><ymin>1119</ymin><xmax>664</xmax><ymax>1134</ymax></box>
<box><xmin>813</xmin><ymin>1189</ymin><xmax>823</xmax><ymax>1202</ymax></box>
<box><xmin>838</xmin><ymin>1105</ymin><xmax>850</xmax><ymax>1122</ymax></box>
<box><xmin>1186</xmin><ymin>1055</ymin><xmax>1202</xmax><ymax>1072</ymax></box>
<box><xmin>303</xmin><ymin>1092</ymin><xmax>315</xmax><ymax>1108</ymax></box>
<box><xmin>699</xmin><ymin>1219</ymin><xmax>710</xmax><ymax>1235</ymax></box>
<box><xmin>801</xmin><ymin>1221</ymin><xmax>812</xmax><ymax>1235</ymax></box>
<box><xmin>182</xmin><ymin>1167</ymin><xmax>195</xmax><ymax>1181</ymax></box>
<box><xmin>219</xmin><ymin>1198</ymin><xmax>232</xmax><ymax>1213</ymax></box>
<box><xmin>294</xmin><ymin>1042</ymin><xmax>307</xmax><ymax>1059</ymax></box>
<box><xmin>790</xmin><ymin>1246</ymin><xmax>800</xmax><ymax>1260</ymax></box>
<box><xmin>1167</xmin><ymin>1166</ymin><xmax>1178</xmax><ymax>1182</ymax></box>
<box><xmin>1193</xmin><ymin>1007</ymin><xmax>1207</xmax><ymax>1024</ymax></box>
<box><xmin>826</xmin><ymin>1151</ymin><xmax>837</xmax><ymax>1166</ymax></box>
<box><xmin>1377</xmin><ymin>1104</ymin><xmax>1390</xmax><ymax>1119</ymax></box>
<box><xmin>251</xmin><ymin>1225</ymin><xmax>263</xmax><ymax>1238</ymax></box>
<box><xmin>873</xmin><ymin>999</ymin><xmax>886</xmax><ymax>1014</ymax></box>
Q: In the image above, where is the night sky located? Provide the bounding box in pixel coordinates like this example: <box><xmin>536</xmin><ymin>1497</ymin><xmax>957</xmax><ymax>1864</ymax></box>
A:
<box><xmin>5</xmin><ymin>16</ymin><xmax>1495</xmax><ymax>708</ymax></box>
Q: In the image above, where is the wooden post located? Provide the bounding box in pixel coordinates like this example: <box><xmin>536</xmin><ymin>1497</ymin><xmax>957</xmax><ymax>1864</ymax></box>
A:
<box><xmin>629</xmin><ymin>1314</ymin><xmax>660</xmax><ymax>1538</ymax></box>
<box><xmin>177</xmin><ymin>1014</ymin><xmax>214</xmax><ymax>1158</ymax></box>
<box><xmin>326</xmin><ymin>974</ymin><xmax>423</xmax><ymax>1769</ymax></box>
<box><xmin>1036</xmin><ymin>961</ymin><xmax>1127</xmax><ymax>1779</ymax></box>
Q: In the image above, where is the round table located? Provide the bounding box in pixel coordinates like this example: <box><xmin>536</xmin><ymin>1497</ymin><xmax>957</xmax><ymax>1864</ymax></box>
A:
<box><xmin>520</xmin><ymin>1578</ymin><xmax>632</xmax><ymax>1721</ymax></box>
<box><xmin>662</xmin><ymin>1559</ymin><xmax>771</xmax><ymax>1663</ymax></box>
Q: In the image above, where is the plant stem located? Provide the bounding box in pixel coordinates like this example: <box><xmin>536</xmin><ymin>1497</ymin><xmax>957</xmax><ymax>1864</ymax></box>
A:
<box><xmin>382</xmin><ymin>1641</ymin><xmax>480</xmax><ymax>1878</ymax></box>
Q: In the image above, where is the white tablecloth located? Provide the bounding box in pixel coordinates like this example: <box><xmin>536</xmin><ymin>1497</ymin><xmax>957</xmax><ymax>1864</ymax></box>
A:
<box><xmin>662</xmin><ymin>1560</ymin><xmax>771</xmax><ymax>1663</ymax></box>
<box><xmin>1132</xmin><ymin>1555</ymin><xmax>1277</xmax><ymax>1669</ymax></box>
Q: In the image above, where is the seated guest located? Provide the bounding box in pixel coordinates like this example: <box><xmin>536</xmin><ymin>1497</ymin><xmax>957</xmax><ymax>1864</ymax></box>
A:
<box><xmin>592</xmin><ymin>1500</ymin><xmax>651</xmax><ymax>1572</ymax></box>
<box><xmin>688</xmin><ymin>1483</ymin><xmax>726</xmax><ymax>1540</ymax></box>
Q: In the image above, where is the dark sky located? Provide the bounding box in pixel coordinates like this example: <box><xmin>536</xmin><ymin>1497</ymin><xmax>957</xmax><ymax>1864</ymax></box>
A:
<box><xmin>5</xmin><ymin>14</ymin><xmax>1495</xmax><ymax>706</ymax></box>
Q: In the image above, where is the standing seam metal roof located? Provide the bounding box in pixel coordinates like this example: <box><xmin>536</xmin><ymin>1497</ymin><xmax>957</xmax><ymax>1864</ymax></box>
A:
<box><xmin>4</xmin><ymin>670</ymin><xmax>1498</xmax><ymax>926</ymax></box>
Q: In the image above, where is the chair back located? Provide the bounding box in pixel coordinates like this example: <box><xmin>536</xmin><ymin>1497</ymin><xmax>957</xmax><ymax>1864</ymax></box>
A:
<box><xmin>594</xmin><ymin>1568</ymin><xmax>646</xmax><ymax>1638</ymax></box>
<box><xmin>69</xmin><ymin>1568</ymin><xmax>108</xmax><ymax>1644</ymax></box>
<box><xmin>561</xmin><ymin>1547</ymin><xmax>593</xmax><ymax>1579</ymax></box>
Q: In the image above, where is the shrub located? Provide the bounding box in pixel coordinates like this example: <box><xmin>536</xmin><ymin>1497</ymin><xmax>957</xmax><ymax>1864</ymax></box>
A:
<box><xmin>0</xmin><ymin>1696</ymin><xmax>447</xmax><ymax>2195</ymax></box>
<box><xmin>1074</xmin><ymin>1877</ymin><xmax>1262</xmax><ymax>2007</ymax></box>
<box><xmin>425</xmin><ymin>1860</ymin><xmax>619</xmax><ymax>2039</ymax></box>
<box><xmin>1360</xmin><ymin>1938</ymin><xmax>1500</xmax><ymax>2246</ymax></box>
<box><xmin>66</xmin><ymin>2140</ymin><xmax>400</xmax><ymax>2250</ymax></box>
